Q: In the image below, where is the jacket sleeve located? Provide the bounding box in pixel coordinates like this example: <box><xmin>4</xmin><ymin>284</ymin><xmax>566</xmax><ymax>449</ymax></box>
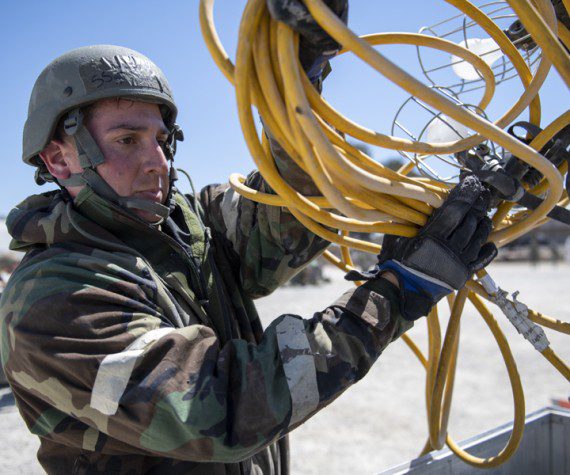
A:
<box><xmin>1</xmin><ymin>254</ymin><xmax>411</xmax><ymax>464</ymax></box>
<box><xmin>200</xmin><ymin>131</ymin><xmax>333</xmax><ymax>300</ymax></box>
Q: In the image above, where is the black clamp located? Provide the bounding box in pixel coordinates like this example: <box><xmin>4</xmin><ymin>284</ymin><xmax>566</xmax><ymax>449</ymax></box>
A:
<box><xmin>504</xmin><ymin>19</ymin><xmax>536</xmax><ymax>52</ymax></box>
<box><xmin>457</xmin><ymin>144</ymin><xmax>524</xmax><ymax>205</ymax></box>
<box><xmin>455</xmin><ymin>121</ymin><xmax>570</xmax><ymax>226</ymax></box>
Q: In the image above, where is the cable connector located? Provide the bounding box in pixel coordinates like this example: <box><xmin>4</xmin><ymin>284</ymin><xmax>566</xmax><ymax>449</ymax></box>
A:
<box><xmin>478</xmin><ymin>274</ymin><xmax>550</xmax><ymax>352</ymax></box>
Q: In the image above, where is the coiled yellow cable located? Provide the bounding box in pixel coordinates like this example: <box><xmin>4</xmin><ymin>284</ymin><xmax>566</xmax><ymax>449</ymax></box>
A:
<box><xmin>200</xmin><ymin>0</ymin><xmax>569</xmax><ymax>467</ymax></box>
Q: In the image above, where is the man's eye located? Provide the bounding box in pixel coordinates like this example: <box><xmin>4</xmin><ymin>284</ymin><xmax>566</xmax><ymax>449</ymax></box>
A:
<box><xmin>119</xmin><ymin>137</ymin><xmax>135</xmax><ymax>145</ymax></box>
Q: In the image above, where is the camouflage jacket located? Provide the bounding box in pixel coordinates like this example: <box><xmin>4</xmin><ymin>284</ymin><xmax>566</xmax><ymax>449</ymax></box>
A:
<box><xmin>0</xmin><ymin>167</ymin><xmax>409</xmax><ymax>474</ymax></box>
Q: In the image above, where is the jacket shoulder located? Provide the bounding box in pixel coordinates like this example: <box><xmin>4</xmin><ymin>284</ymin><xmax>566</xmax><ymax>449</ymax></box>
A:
<box><xmin>1</xmin><ymin>244</ymin><xmax>155</xmax><ymax>334</ymax></box>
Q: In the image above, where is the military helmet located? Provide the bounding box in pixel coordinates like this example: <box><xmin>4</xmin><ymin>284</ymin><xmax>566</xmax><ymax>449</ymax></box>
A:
<box><xmin>23</xmin><ymin>45</ymin><xmax>178</xmax><ymax>167</ymax></box>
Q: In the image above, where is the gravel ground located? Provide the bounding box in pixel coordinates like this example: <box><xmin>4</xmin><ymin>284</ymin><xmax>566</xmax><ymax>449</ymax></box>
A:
<box><xmin>1</xmin><ymin>262</ymin><xmax>568</xmax><ymax>474</ymax></box>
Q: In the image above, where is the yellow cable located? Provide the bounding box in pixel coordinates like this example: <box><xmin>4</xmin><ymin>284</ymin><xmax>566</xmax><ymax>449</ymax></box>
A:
<box><xmin>429</xmin><ymin>288</ymin><xmax>468</xmax><ymax>449</ymax></box>
<box><xmin>444</xmin><ymin>292</ymin><xmax>526</xmax><ymax>467</ymax></box>
<box><xmin>559</xmin><ymin>19</ymin><xmax>570</xmax><ymax>49</ymax></box>
<box><xmin>541</xmin><ymin>347</ymin><xmax>570</xmax><ymax>381</ymax></box>
<box><xmin>508</xmin><ymin>0</ymin><xmax>570</xmax><ymax>87</ymax></box>
<box><xmin>200</xmin><ymin>0</ymin><xmax>569</xmax><ymax>468</ymax></box>
<box><xmin>303</xmin><ymin>0</ymin><xmax>563</xmax><ymax>245</ymax></box>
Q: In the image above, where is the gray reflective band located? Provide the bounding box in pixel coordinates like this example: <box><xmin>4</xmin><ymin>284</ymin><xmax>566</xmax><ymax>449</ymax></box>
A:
<box><xmin>91</xmin><ymin>327</ymin><xmax>175</xmax><ymax>415</ymax></box>
<box><xmin>276</xmin><ymin>316</ymin><xmax>319</xmax><ymax>426</ymax></box>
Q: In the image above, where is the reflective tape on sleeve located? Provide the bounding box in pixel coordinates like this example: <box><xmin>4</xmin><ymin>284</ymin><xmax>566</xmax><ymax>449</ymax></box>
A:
<box><xmin>90</xmin><ymin>327</ymin><xmax>174</xmax><ymax>415</ymax></box>
<box><xmin>276</xmin><ymin>316</ymin><xmax>319</xmax><ymax>426</ymax></box>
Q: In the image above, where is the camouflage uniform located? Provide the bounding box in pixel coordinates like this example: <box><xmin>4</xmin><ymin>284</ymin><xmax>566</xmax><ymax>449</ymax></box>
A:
<box><xmin>0</xmin><ymin>151</ymin><xmax>411</xmax><ymax>474</ymax></box>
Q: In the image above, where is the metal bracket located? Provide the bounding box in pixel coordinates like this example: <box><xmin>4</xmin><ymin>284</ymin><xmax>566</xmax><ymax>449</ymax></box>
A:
<box><xmin>479</xmin><ymin>274</ymin><xmax>550</xmax><ymax>352</ymax></box>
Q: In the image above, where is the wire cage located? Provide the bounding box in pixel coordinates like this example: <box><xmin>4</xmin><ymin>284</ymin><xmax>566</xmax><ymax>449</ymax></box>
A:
<box><xmin>416</xmin><ymin>1</ymin><xmax>541</xmax><ymax>95</ymax></box>
<box><xmin>388</xmin><ymin>1</ymin><xmax>544</xmax><ymax>185</ymax></box>
<box><xmin>391</xmin><ymin>86</ymin><xmax>496</xmax><ymax>183</ymax></box>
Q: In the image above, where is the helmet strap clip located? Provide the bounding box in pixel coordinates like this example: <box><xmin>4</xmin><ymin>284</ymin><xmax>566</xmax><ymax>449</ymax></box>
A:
<box><xmin>64</xmin><ymin>109</ymin><xmax>105</xmax><ymax>169</ymax></box>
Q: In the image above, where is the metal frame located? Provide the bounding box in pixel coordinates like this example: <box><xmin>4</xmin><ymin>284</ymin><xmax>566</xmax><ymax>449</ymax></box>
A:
<box><xmin>379</xmin><ymin>406</ymin><xmax>570</xmax><ymax>474</ymax></box>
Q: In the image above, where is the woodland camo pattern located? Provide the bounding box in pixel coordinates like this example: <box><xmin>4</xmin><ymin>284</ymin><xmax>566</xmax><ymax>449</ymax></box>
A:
<box><xmin>1</xmin><ymin>158</ymin><xmax>410</xmax><ymax>473</ymax></box>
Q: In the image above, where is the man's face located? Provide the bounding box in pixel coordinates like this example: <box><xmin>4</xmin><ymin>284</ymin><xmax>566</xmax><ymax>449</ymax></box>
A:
<box><xmin>64</xmin><ymin>99</ymin><xmax>171</xmax><ymax>222</ymax></box>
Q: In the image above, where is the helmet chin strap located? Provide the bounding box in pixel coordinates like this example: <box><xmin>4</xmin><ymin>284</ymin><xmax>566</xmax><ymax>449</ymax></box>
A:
<box><xmin>57</xmin><ymin>108</ymin><xmax>182</xmax><ymax>226</ymax></box>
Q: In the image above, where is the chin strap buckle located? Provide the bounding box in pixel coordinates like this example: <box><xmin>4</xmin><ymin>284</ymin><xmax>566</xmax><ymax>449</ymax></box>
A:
<box><xmin>164</xmin><ymin>124</ymin><xmax>184</xmax><ymax>161</ymax></box>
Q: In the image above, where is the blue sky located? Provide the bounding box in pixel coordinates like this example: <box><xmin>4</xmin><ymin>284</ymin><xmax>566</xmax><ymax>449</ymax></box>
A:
<box><xmin>1</xmin><ymin>0</ymin><xmax>567</xmax><ymax>216</ymax></box>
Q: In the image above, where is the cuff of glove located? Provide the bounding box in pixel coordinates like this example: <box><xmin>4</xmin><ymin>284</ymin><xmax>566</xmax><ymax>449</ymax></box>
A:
<box><xmin>381</xmin><ymin>260</ymin><xmax>453</xmax><ymax>321</ymax></box>
<box><xmin>378</xmin><ymin>260</ymin><xmax>453</xmax><ymax>297</ymax></box>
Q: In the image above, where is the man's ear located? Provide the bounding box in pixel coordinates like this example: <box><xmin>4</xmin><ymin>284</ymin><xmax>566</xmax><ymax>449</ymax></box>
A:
<box><xmin>38</xmin><ymin>139</ymin><xmax>72</xmax><ymax>181</ymax></box>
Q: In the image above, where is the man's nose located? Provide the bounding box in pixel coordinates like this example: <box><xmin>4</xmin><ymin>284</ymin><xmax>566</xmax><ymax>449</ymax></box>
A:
<box><xmin>143</xmin><ymin>141</ymin><xmax>169</xmax><ymax>174</ymax></box>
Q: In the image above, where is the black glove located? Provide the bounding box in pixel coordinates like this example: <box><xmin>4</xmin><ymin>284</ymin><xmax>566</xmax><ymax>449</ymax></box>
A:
<box><xmin>267</xmin><ymin>0</ymin><xmax>349</xmax><ymax>82</ymax></box>
<box><xmin>346</xmin><ymin>175</ymin><xmax>498</xmax><ymax>321</ymax></box>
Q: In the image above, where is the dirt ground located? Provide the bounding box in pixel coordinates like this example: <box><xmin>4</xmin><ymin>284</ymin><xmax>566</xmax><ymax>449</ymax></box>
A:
<box><xmin>1</xmin><ymin>262</ymin><xmax>568</xmax><ymax>474</ymax></box>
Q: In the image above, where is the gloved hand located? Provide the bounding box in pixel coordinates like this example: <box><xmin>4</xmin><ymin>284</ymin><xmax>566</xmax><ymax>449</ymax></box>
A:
<box><xmin>266</xmin><ymin>0</ymin><xmax>349</xmax><ymax>82</ymax></box>
<box><xmin>346</xmin><ymin>175</ymin><xmax>498</xmax><ymax>321</ymax></box>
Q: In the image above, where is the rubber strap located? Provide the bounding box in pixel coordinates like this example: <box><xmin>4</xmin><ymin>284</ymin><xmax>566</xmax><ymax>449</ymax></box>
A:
<box><xmin>75</xmin><ymin>126</ymin><xmax>105</xmax><ymax>169</ymax></box>
<box><xmin>517</xmin><ymin>192</ymin><xmax>570</xmax><ymax>226</ymax></box>
<box><xmin>64</xmin><ymin>109</ymin><xmax>105</xmax><ymax>169</ymax></box>
<box><xmin>507</xmin><ymin>121</ymin><xmax>542</xmax><ymax>144</ymax></box>
<box><xmin>121</xmin><ymin>197</ymin><xmax>170</xmax><ymax>217</ymax></box>
<box><xmin>57</xmin><ymin>173</ymin><xmax>86</xmax><ymax>187</ymax></box>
